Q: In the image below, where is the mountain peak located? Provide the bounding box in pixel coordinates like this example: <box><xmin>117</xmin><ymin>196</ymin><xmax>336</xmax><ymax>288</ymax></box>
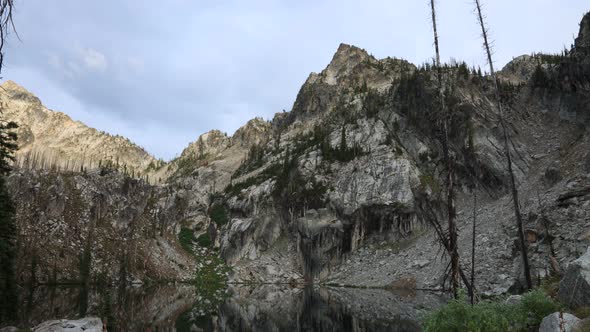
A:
<box><xmin>333</xmin><ymin>43</ymin><xmax>369</xmax><ymax>59</ymax></box>
<box><xmin>1</xmin><ymin>80</ymin><xmax>42</xmax><ymax>105</ymax></box>
<box><xmin>322</xmin><ymin>43</ymin><xmax>372</xmax><ymax>85</ymax></box>
<box><xmin>1</xmin><ymin>80</ymin><xmax>28</xmax><ymax>92</ymax></box>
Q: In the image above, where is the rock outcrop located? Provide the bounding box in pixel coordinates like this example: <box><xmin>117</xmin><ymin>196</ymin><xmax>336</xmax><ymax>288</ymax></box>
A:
<box><xmin>538</xmin><ymin>312</ymin><xmax>581</xmax><ymax>332</ymax></box>
<box><xmin>559</xmin><ymin>247</ymin><xmax>590</xmax><ymax>308</ymax></box>
<box><xmin>33</xmin><ymin>317</ymin><xmax>103</xmax><ymax>332</ymax></box>
<box><xmin>574</xmin><ymin>12</ymin><xmax>590</xmax><ymax>56</ymax></box>
<box><xmin>8</xmin><ymin>169</ymin><xmax>196</xmax><ymax>284</ymax></box>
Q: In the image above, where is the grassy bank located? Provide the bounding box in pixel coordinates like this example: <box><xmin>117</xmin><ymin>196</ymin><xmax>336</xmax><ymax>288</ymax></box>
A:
<box><xmin>422</xmin><ymin>288</ymin><xmax>590</xmax><ymax>332</ymax></box>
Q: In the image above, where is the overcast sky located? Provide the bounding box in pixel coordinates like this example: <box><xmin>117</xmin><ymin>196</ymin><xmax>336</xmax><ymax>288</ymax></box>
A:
<box><xmin>1</xmin><ymin>1</ymin><xmax>587</xmax><ymax>160</ymax></box>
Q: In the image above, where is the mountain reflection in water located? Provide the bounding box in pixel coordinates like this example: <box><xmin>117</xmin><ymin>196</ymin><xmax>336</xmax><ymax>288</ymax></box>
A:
<box><xmin>12</xmin><ymin>284</ymin><xmax>446</xmax><ymax>331</ymax></box>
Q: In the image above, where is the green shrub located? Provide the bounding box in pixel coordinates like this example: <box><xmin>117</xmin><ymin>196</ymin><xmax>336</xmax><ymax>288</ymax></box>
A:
<box><xmin>420</xmin><ymin>173</ymin><xmax>441</xmax><ymax>194</ymax></box>
<box><xmin>209</xmin><ymin>204</ymin><xmax>228</xmax><ymax>226</ymax></box>
<box><xmin>424</xmin><ymin>289</ymin><xmax>559</xmax><ymax>332</ymax></box>
<box><xmin>178</xmin><ymin>227</ymin><xmax>196</xmax><ymax>254</ymax></box>
<box><xmin>197</xmin><ymin>233</ymin><xmax>212</xmax><ymax>247</ymax></box>
<box><xmin>520</xmin><ymin>289</ymin><xmax>561</xmax><ymax>325</ymax></box>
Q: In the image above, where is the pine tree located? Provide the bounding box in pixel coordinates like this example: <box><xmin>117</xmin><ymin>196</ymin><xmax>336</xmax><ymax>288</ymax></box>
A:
<box><xmin>0</xmin><ymin>0</ymin><xmax>18</xmax><ymax>322</ymax></box>
<box><xmin>0</xmin><ymin>118</ymin><xmax>18</xmax><ymax>322</ymax></box>
<box><xmin>197</xmin><ymin>136</ymin><xmax>205</xmax><ymax>160</ymax></box>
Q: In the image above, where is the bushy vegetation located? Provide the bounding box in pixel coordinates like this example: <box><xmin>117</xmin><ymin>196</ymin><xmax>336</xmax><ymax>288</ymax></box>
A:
<box><xmin>531</xmin><ymin>52</ymin><xmax>567</xmax><ymax>66</ymax></box>
<box><xmin>209</xmin><ymin>204</ymin><xmax>229</xmax><ymax>226</ymax></box>
<box><xmin>423</xmin><ymin>290</ymin><xmax>560</xmax><ymax>332</ymax></box>
<box><xmin>194</xmin><ymin>254</ymin><xmax>229</xmax><ymax>289</ymax></box>
<box><xmin>318</xmin><ymin>126</ymin><xmax>366</xmax><ymax>163</ymax></box>
<box><xmin>531</xmin><ymin>65</ymin><xmax>550</xmax><ymax>88</ymax></box>
<box><xmin>362</xmin><ymin>88</ymin><xmax>387</xmax><ymax>118</ymax></box>
<box><xmin>197</xmin><ymin>233</ymin><xmax>212</xmax><ymax>247</ymax></box>
<box><xmin>419</xmin><ymin>173</ymin><xmax>441</xmax><ymax>194</ymax></box>
<box><xmin>173</xmin><ymin>154</ymin><xmax>199</xmax><ymax>177</ymax></box>
<box><xmin>178</xmin><ymin>227</ymin><xmax>197</xmax><ymax>254</ymax></box>
<box><xmin>225</xmin><ymin>162</ymin><xmax>283</xmax><ymax>196</ymax></box>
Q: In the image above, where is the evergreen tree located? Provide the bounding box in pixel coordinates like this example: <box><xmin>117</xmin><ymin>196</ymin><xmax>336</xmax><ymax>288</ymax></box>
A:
<box><xmin>0</xmin><ymin>0</ymin><xmax>18</xmax><ymax>322</ymax></box>
<box><xmin>0</xmin><ymin>118</ymin><xmax>18</xmax><ymax>322</ymax></box>
<box><xmin>531</xmin><ymin>64</ymin><xmax>549</xmax><ymax>88</ymax></box>
<box><xmin>197</xmin><ymin>136</ymin><xmax>205</xmax><ymax>160</ymax></box>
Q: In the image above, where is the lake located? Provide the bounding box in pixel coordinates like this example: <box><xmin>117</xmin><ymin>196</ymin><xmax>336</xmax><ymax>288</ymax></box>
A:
<box><xmin>8</xmin><ymin>284</ymin><xmax>447</xmax><ymax>331</ymax></box>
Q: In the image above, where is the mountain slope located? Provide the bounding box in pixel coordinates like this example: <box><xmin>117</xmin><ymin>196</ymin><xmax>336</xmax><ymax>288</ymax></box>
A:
<box><xmin>0</xmin><ymin>81</ymin><xmax>159</xmax><ymax>176</ymax></box>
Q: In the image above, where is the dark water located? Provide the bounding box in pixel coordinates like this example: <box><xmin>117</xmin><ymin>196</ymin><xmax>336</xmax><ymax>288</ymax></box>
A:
<box><xmin>6</xmin><ymin>284</ymin><xmax>446</xmax><ymax>331</ymax></box>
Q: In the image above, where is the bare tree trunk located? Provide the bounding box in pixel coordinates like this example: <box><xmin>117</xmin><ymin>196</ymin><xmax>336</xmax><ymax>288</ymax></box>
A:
<box><xmin>430</xmin><ymin>0</ymin><xmax>460</xmax><ymax>298</ymax></box>
<box><xmin>420</xmin><ymin>198</ymin><xmax>473</xmax><ymax>296</ymax></box>
<box><xmin>471</xmin><ymin>188</ymin><xmax>477</xmax><ymax>304</ymax></box>
<box><xmin>473</xmin><ymin>0</ymin><xmax>532</xmax><ymax>290</ymax></box>
<box><xmin>0</xmin><ymin>0</ymin><xmax>15</xmax><ymax>74</ymax></box>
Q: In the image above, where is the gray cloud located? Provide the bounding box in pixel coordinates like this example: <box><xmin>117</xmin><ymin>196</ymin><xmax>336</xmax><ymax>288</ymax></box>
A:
<box><xmin>2</xmin><ymin>0</ymin><xmax>587</xmax><ymax>159</ymax></box>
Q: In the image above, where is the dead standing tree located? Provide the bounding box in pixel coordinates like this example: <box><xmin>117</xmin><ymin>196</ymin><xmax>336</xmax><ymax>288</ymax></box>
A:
<box><xmin>473</xmin><ymin>0</ymin><xmax>533</xmax><ymax>290</ymax></box>
<box><xmin>0</xmin><ymin>0</ymin><xmax>15</xmax><ymax>74</ymax></box>
<box><xmin>429</xmin><ymin>0</ymin><xmax>460</xmax><ymax>298</ymax></box>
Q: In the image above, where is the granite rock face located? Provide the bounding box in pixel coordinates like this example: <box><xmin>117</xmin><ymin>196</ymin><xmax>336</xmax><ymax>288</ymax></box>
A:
<box><xmin>538</xmin><ymin>312</ymin><xmax>581</xmax><ymax>332</ymax></box>
<box><xmin>8</xmin><ymin>169</ymin><xmax>196</xmax><ymax>284</ymax></box>
<box><xmin>559</xmin><ymin>247</ymin><xmax>590</xmax><ymax>308</ymax></box>
<box><xmin>33</xmin><ymin>317</ymin><xmax>103</xmax><ymax>332</ymax></box>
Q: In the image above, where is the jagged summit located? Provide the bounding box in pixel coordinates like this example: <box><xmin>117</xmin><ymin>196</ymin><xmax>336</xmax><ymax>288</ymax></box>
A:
<box><xmin>2</xmin><ymin>80</ymin><xmax>31</xmax><ymax>93</ymax></box>
<box><xmin>179</xmin><ymin>129</ymin><xmax>230</xmax><ymax>160</ymax></box>
<box><xmin>179</xmin><ymin>117</ymin><xmax>270</xmax><ymax>160</ymax></box>
<box><xmin>1</xmin><ymin>80</ymin><xmax>43</xmax><ymax>105</ymax></box>
<box><xmin>322</xmin><ymin>43</ymin><xmax>372</xmax><ymax>85</ymax></box>
<box><xmin>290</xmin><ymin>43</ymin><xmax>414</xmax><ymax>122</ymax></box>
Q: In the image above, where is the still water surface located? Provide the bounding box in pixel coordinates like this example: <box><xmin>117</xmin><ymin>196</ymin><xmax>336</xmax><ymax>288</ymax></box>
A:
<box><xmin>12</xmin><ymin>284</ymin><xmax>446</xmax><ymax>331</ymax></box>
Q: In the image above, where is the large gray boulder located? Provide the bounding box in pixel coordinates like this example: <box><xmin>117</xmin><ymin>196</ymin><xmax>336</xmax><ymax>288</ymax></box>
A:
<box><xmin>33</xmin><ymin>317</ymin><xmax>103</xmax><ymax>332</ymax></box>
<box><xmin>559</xmin><ymin>247</ymin><xmax>590</xmax><ymax>308</ymax></box>
<box><xmin>0</xmin><ymin>327</ymin><xmax>19</xmax><ymax>332</ymax></box>
<box><xmin>538</xmin><ymin>312</ymin><xmax>580</xmax><ymax>332</ymax></box>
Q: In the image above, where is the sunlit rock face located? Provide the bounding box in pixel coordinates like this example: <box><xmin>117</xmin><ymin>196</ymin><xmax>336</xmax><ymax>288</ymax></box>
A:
<box><xmin>0</xmin><ymin>81</ymin><xmax>159</xmax><ymax>177</ymax></box>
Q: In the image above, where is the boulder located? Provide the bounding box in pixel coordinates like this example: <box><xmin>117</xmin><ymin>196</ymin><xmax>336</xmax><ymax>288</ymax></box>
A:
<box><xmin>504</xmin><ymin>295</ymin><xmax>522</xmax><ymax>305</ymax></box>
<box><xmin>538</xmin><ymin>312</ymin><xmax>580</xmax><ymax>332</ymax></box>
<box><xmin>33</xmin><ymin>317</ymin><xmax>103</xmax><ymax>332</ymax></box>
<box><xmin>559</xmin><ymin>247</ymin><xmax>590</xmax><ymax>308</ymax></box>
<box><xmin>0</xmin><ymin>327</ymin><xmax>19</xmax><ymax>332</ymax></box>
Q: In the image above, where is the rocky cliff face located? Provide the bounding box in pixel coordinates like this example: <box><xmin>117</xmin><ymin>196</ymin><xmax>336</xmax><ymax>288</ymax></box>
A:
<box><xmin>575</xmin><ymin>12</ymin><xmax>590</xmax><ymax>55</ymax></box>
<box><xmin>6</xmin><ymin>13</ymin><xmax>590</xmax><ymax>293</ymax></box>
<box><xmin>8</xmin><ymin>168</ymin><xmax>196</xmax><ymax>284</ymax></box>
